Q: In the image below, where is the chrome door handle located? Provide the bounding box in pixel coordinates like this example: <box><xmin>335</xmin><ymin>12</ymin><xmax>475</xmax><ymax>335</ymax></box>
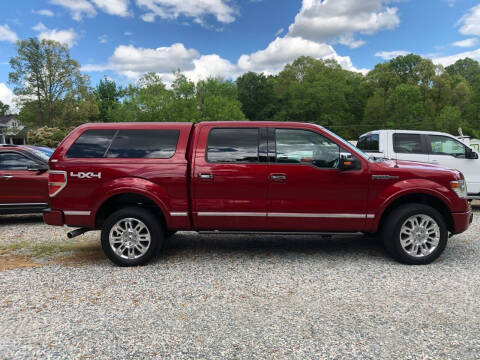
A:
<box><xmin>198</xmin><ymin>173</ymin><xmax>213</xmax><ymax>180</ymax></box>
<box><xmin>270</xmin><ymin>173</ymin><xmax>286</xmax><ymax>181</ymax></box>
<box><xmin>0</xmin><ymin>175</ymin><xmax>12</xmax><ymax>180</ymax></box>
<box><xmin>431</xmin><ymin>160</ymin><xmax>439</xmax><ymax>164</ymax></box>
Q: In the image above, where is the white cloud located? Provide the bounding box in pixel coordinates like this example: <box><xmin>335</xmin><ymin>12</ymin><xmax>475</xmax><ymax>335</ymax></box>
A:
<box><xmin>336</xmin><ymin>34</ymin><xmax>365</xmax><ymax>48</ymax></box>
<box><xmin>32</xmin><ymin>22</ymin><xmax>48</xmax><ymax>32</ymax></box>
<box><xmin>0</xmin><ymin>83</ymin><xmax>16</xmax><ymax>109</ymax></box>
<box><xmin>184</xmin><ymin>54</ymin><xmax>237</xmax><ymax>82</ymax></box>
<box><xmin>83</xmin><ymin>43</ymin><xmax>200</xmax><ymax>79</ymax></box>
<box><xmin>124</xmin><ymin>31</ymin><xmax>133</xmax><ymax>36</ymax></box>
<box><xmin>49</xmin><ymin>0</ymin><xmax>97</xmax><ymax>21</ymax></box>
<box><xmin>375</xmin><ymin>50</ymin><xmax>410</xmax><ymax>60</ymax></box>
<box><xmin>457</xmin><ymin>4</ymin><xmax>480</xmax><ymax>37</ymax></box>
<box><xmin>98</xmin><ymin>34</ymin><xmax>109</xmax><ymax>43</ymax></box>
<box><xmin>135</xmin><ymin>0</ymin><xmax>237</xmax><ymax>25</ymax></box>
<box><xmin>83</xmin><ymin>36</ymin><xmax>368</xmax><ymax>83</ymax></box>
<box><xmin>91</xmin><ymin>0</ymin><xmax>131</xmax><ymax>17</ymax></box>
<box><xmin>432</xmin><ymin>48</ymin><xmax>480</xmax><ymax>67</ymax></box>
<box><xmin>33</xmin><ymin>23</ymin><xmax>79</xmax><ymax>48</ymax></box>
<box><xmin>0</xmin><ymin>24</ymin><xmax>18</xmax><ymax>43</ymax></box>
<box><xmin>237</xmin><ymin>36</ymin><xmax>365</xmax><ymax>74</ymax></box>
<box><xmin>275</xmin><ymin>28</ymin><xmax>284</xmax><ymax>37</ymax></box>
<box><xmin>443</xmin><ymin>0</ymin><xmax>455</xmax><ymax>7</ymax></box>
<box><xmin>288</xmin><ymin>0</ymin><xmax>400</xmax><ymax>48</ymax></box>
<box><xmin>452</xmin><ymin>38</ymin><xmax>479</xmax><ymax>48</ymax></box>
<box><xmin>32</xmin><ymin>9</ymin><xmax>55</xmax><ymax>17</ymax></box>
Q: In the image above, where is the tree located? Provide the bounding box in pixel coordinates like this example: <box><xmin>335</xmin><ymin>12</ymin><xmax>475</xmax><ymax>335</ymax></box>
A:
<box><xmin>0</xmin><ymin>101</ymin><xmax>9</xmax><ymax>116</ymax></box>
<box><xmin>387</xmin><ymin>84</ymin><xmax>424</xmax><ymax>129</ymax></box>
<box><xmin>388</xmin><ymin>53</ymin><xmax>423</xmax><ymax>83</ymax></box>
<box><xmin>197</xmin><ymin>78</ymin><xmax>245</xmax><ymax>121</ymax></box>
<box><xmin>445</xmin><ymin>58</ymin><xmax>480</xmax><ymax>84</ymax></box>
<box><xmin>96</xmin><ymin>77</ymin><xmax>122</xmax><ymax>122</ymax></box>
<box><xmin>9</xmin><ymin>38</ymin><xmax>86</xmax><ymax>127</ymax></box>
<box><xmin>236</xmin><ymin>72</ymin><xmax>277</xmax><ymax>121</ymax></box>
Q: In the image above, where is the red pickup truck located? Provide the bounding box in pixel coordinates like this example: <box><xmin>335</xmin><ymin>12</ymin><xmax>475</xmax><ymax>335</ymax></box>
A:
<box><xmin>43</xmin><ymin>122</ymin><xmax>472</xmax><ymax>266</ymax></box>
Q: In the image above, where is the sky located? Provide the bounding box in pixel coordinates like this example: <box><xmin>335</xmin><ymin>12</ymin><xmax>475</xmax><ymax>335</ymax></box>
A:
<box><xmin>1</xmin><ymin>0</ymin><xmax>480</xmax><ymax>108</ymax></box>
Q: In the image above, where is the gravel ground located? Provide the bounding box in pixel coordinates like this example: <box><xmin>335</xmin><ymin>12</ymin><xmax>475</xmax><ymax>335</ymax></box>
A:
<box><xmin>0</xmin><ymin>206</ymin><xmax>480</xmax><ymax>359</ymax></box>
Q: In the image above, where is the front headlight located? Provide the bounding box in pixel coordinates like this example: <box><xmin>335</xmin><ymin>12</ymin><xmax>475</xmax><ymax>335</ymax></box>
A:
<box><xmin>450</xmin><ymin>179</ymin><xmax>467</xmax><ymax>198</ymax></box>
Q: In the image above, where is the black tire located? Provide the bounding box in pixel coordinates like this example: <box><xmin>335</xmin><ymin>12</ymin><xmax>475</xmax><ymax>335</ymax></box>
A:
<box><xmin>381</xmin><ymin>203</ymin><xmax>448</xmax><ymax>265</ymax></box>
<box><xmin>101</xmin><ymin>207</ymin><xmax>163</xmax><ymax>266</ymax></box>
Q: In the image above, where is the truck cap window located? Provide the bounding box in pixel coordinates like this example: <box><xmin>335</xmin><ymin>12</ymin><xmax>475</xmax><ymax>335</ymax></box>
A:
<box><xmin>275</xmin><ymin>129</ymin><xmax>340</xmax><ymax>169</ymax></box>
<box><xmin>207</xmin><ymin>128</ymin><xmax>259</xmax><ymax>163</ymax></box>
<box><xmin>66</xmin><ymin>130</ymin><xmax>116</xmax><ymax>158</ymax></box>
<box><xmin>393</xmin><ymin>133</ymin><xmax>424</xmax><ymax>154</ymax></box>
<box><xmin>106</xmin><ymin>130</ymin><xmax>179</xmax><ymax>159</ymax></box>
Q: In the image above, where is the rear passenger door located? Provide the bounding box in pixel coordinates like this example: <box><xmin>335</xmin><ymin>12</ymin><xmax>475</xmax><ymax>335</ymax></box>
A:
<box><xmin>392</xmin><ymin>133</ymin><xmax>429</xmax><ymax>163</ymax></box>
<box><xmin>192</xmin><ymin>126</ymin><xmax>268</xmax><ymax>230</ymax></box>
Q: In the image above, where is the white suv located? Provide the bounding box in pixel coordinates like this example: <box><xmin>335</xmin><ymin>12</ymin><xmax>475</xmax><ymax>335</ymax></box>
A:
<box><xmin>357</xmin><ymin>130</ymin><xmax>480</xmax><ymax>199</ymax></box>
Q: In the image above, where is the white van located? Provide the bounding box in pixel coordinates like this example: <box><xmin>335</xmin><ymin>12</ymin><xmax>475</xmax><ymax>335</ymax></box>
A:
<box><xmin>357</xmin><ymin>130</ymin><xmax>480</xmax><ymax>199</ymax></box>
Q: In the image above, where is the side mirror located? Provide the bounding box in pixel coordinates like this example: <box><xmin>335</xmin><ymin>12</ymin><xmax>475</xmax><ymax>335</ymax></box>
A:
<box><xmin>339</xmin><ymin>156</ymin><xmax>361</xmax><ymax>171</ymax></box>
<box><xmin>27</xmin><ymin>164</ymin><xmax>49</xmax><ymax>172</ymax></box>
<box><xmin>466</xmin><ymin>148</ymin><xmax>479</xmax><ymax>159</ymax></box>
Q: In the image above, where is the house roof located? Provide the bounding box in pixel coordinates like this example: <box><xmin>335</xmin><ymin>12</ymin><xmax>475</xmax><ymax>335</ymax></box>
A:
<box><xmin>0</xmin><ymin>115</ymin><xmax>16</xmax><ymax>125</ymax></box>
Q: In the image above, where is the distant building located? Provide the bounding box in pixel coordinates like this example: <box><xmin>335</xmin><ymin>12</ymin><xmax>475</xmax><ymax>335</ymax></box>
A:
<box><xmin>0</xmin><ymin>115</ymin><xmax>26</xmax><ymax>144</ymax></box>
<box><xmin>470</xmin><ymin>139</ymin><xmax>480</xmax><ymax>152</ymax></box>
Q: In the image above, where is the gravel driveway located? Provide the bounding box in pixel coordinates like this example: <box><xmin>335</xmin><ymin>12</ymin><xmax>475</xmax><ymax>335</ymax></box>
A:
<box><xmin>1</xmin><ymin>206</ymin><xmax>480</xmax><ymax>359</ymax></box>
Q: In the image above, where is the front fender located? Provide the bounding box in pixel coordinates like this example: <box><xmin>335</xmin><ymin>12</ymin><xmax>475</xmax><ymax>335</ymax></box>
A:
<box><xmin>368</xmin><ymin>178</ymin><xmax>454</xmax><ymax>230</ymax></box>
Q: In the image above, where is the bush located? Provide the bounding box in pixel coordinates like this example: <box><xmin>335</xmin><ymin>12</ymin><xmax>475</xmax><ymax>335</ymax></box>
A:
<box><xmin>27</xmin><ymin>127</ymin><xmax>72</xmax><ymax>147</ymax></box>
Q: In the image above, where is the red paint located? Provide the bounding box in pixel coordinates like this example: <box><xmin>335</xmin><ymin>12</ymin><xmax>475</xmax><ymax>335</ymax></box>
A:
<box><xmin>44</xmin><ymin>122</ymin><xmax>472</xmax><ymax>236</ymax></box>
<box><xmin>0</xmin><ymin>147</ymin><xmax>49</xmax><ymax>205</ymax></box>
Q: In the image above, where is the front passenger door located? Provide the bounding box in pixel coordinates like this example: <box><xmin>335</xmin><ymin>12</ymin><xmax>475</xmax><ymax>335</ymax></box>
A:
<box><xmin>267</xmin><ymin>128</ymin><xmax>369</xmax><ymax>232</ymax></box>
<box><xmin>0</xmin><ymin>151</ymin><xmax>49</xmax><ymax>205</ymax></box>
<box><xmin>427</xmin><ymin>135</ymin><xmax>480</xmax><ymax>194</ymax></box>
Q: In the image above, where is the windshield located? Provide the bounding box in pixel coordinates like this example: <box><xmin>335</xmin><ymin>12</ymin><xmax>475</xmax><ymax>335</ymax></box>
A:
<box><xmin>28</xmin><ymin>148</ymin><xmax>51</xmax><ymax>162</ymax></box>
<box><xmin>319</xmin><ymin>126</ymin><xmax>370</xmax><ymax>161</ymax></box>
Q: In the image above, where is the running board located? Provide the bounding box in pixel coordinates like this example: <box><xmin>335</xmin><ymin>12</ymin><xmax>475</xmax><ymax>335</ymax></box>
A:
<box><xmin>197</xmin><ymin>231</ymin><xmax>363</xmax><ymax>236</ymax></box>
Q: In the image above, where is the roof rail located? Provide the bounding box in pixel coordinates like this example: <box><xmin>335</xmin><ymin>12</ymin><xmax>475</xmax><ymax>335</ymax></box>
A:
<box><xmin>0</xmin><ymin>144</ymin><xmax>19</xmax><ymax>147</ymax></box>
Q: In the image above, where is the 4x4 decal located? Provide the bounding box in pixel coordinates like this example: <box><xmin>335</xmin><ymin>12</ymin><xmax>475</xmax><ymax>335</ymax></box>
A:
<box><xmin>70</xmin><ymin>171</ymin><xmax>102</xmax><ymax>179</ymax></box>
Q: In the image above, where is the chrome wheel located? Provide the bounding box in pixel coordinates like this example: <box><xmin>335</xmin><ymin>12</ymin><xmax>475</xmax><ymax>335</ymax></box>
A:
<box><xmin>109</xmin><ymin>217</ymin><xmax>151</xmax><ymax>260</ymax></box>
<box><xmin>399</xmin><ymin>214</ymin><xmax>440</xmax><ymax>258</ymax></box>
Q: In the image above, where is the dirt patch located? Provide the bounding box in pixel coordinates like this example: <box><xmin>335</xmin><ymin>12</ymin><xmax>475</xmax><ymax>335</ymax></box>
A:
<box><xmin>0</xmin><ymin>251</ymin><xmax>43</xmax><ymax>271</ymax></box>
<box><xmin>0</xmin><ymin>241</ymin><xmax>105</xmax><ymax>271</ymax></box>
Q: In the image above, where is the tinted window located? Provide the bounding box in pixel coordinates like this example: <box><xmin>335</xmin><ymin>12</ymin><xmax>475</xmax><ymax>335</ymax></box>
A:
<box><xmin>393</xmin><ymin>134</ymin><xmax>424</xmax><ymax>154</ymax></box>
<box><xmin>428</xmin><ymin>135</ymin><xmax>466</xmax><ymax>157</ymax></box>
<box><xmin>357</xmin><ymin>134</ymin><xmax>379</xmax><ymax>152</ymax></box>
<box><xmin>0</xmin><ymin>152</ymin><xmax>37</xmax><ymax>170</ymax></box>
<box><xmin>207</xmin><ymin>128</ymin><xmax>259</xmax><ymax>163</ymax></box>
<box><xmin>106</xmin><ymin>130</ymin><xmax>179</xmax><ymax>158</ymax></box>
<box><xmin>66</xmin><ymin>130</ymin><xmax>116</xmax><ymax>158</ymax></box>
<box><xmin>276</xmin><ymin>129</ymin><xmax>340</xmax><ymax>169</ymax></box>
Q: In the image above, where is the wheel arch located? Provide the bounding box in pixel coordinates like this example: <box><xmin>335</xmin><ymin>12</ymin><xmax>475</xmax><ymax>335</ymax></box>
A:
<box><xmin>94</xmin><ymin>192</ymin><xmax>167</xmax><ymax>231</ymax></box>
<box><xmin>376</xmin><ymin>193</ymin><xmax>454</xmax><ymax>234</ymax></box>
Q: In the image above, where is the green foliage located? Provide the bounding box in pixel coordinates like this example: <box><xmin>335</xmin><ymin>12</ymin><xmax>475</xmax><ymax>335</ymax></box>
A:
<box><xmin>96</xmin><ymin>76</ymin><xmax>122</xmax><ymax>122</ymax></box>
<box><xmin>236</xmin><ymin>72</ymin><xmax>277</xmax><ymax>120</ymax></box>
<box><xmin>9</xmin><ymin>38</ymin><xmax>87</xmax><ymax>127</ymax></box>
<box><xmin>8</xmin><ymin>38</ymin><xmax>480</xmax><ymax>144</ymax></box>
<box><xmin>27</xmin><ymin>126</ymin><xmax>73</xmax><ymax>147</ymax></box>
<box><xmin>0</xmin><ymin>101</ymin><xmax>9</xmax><ymax>116</ymax></box>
